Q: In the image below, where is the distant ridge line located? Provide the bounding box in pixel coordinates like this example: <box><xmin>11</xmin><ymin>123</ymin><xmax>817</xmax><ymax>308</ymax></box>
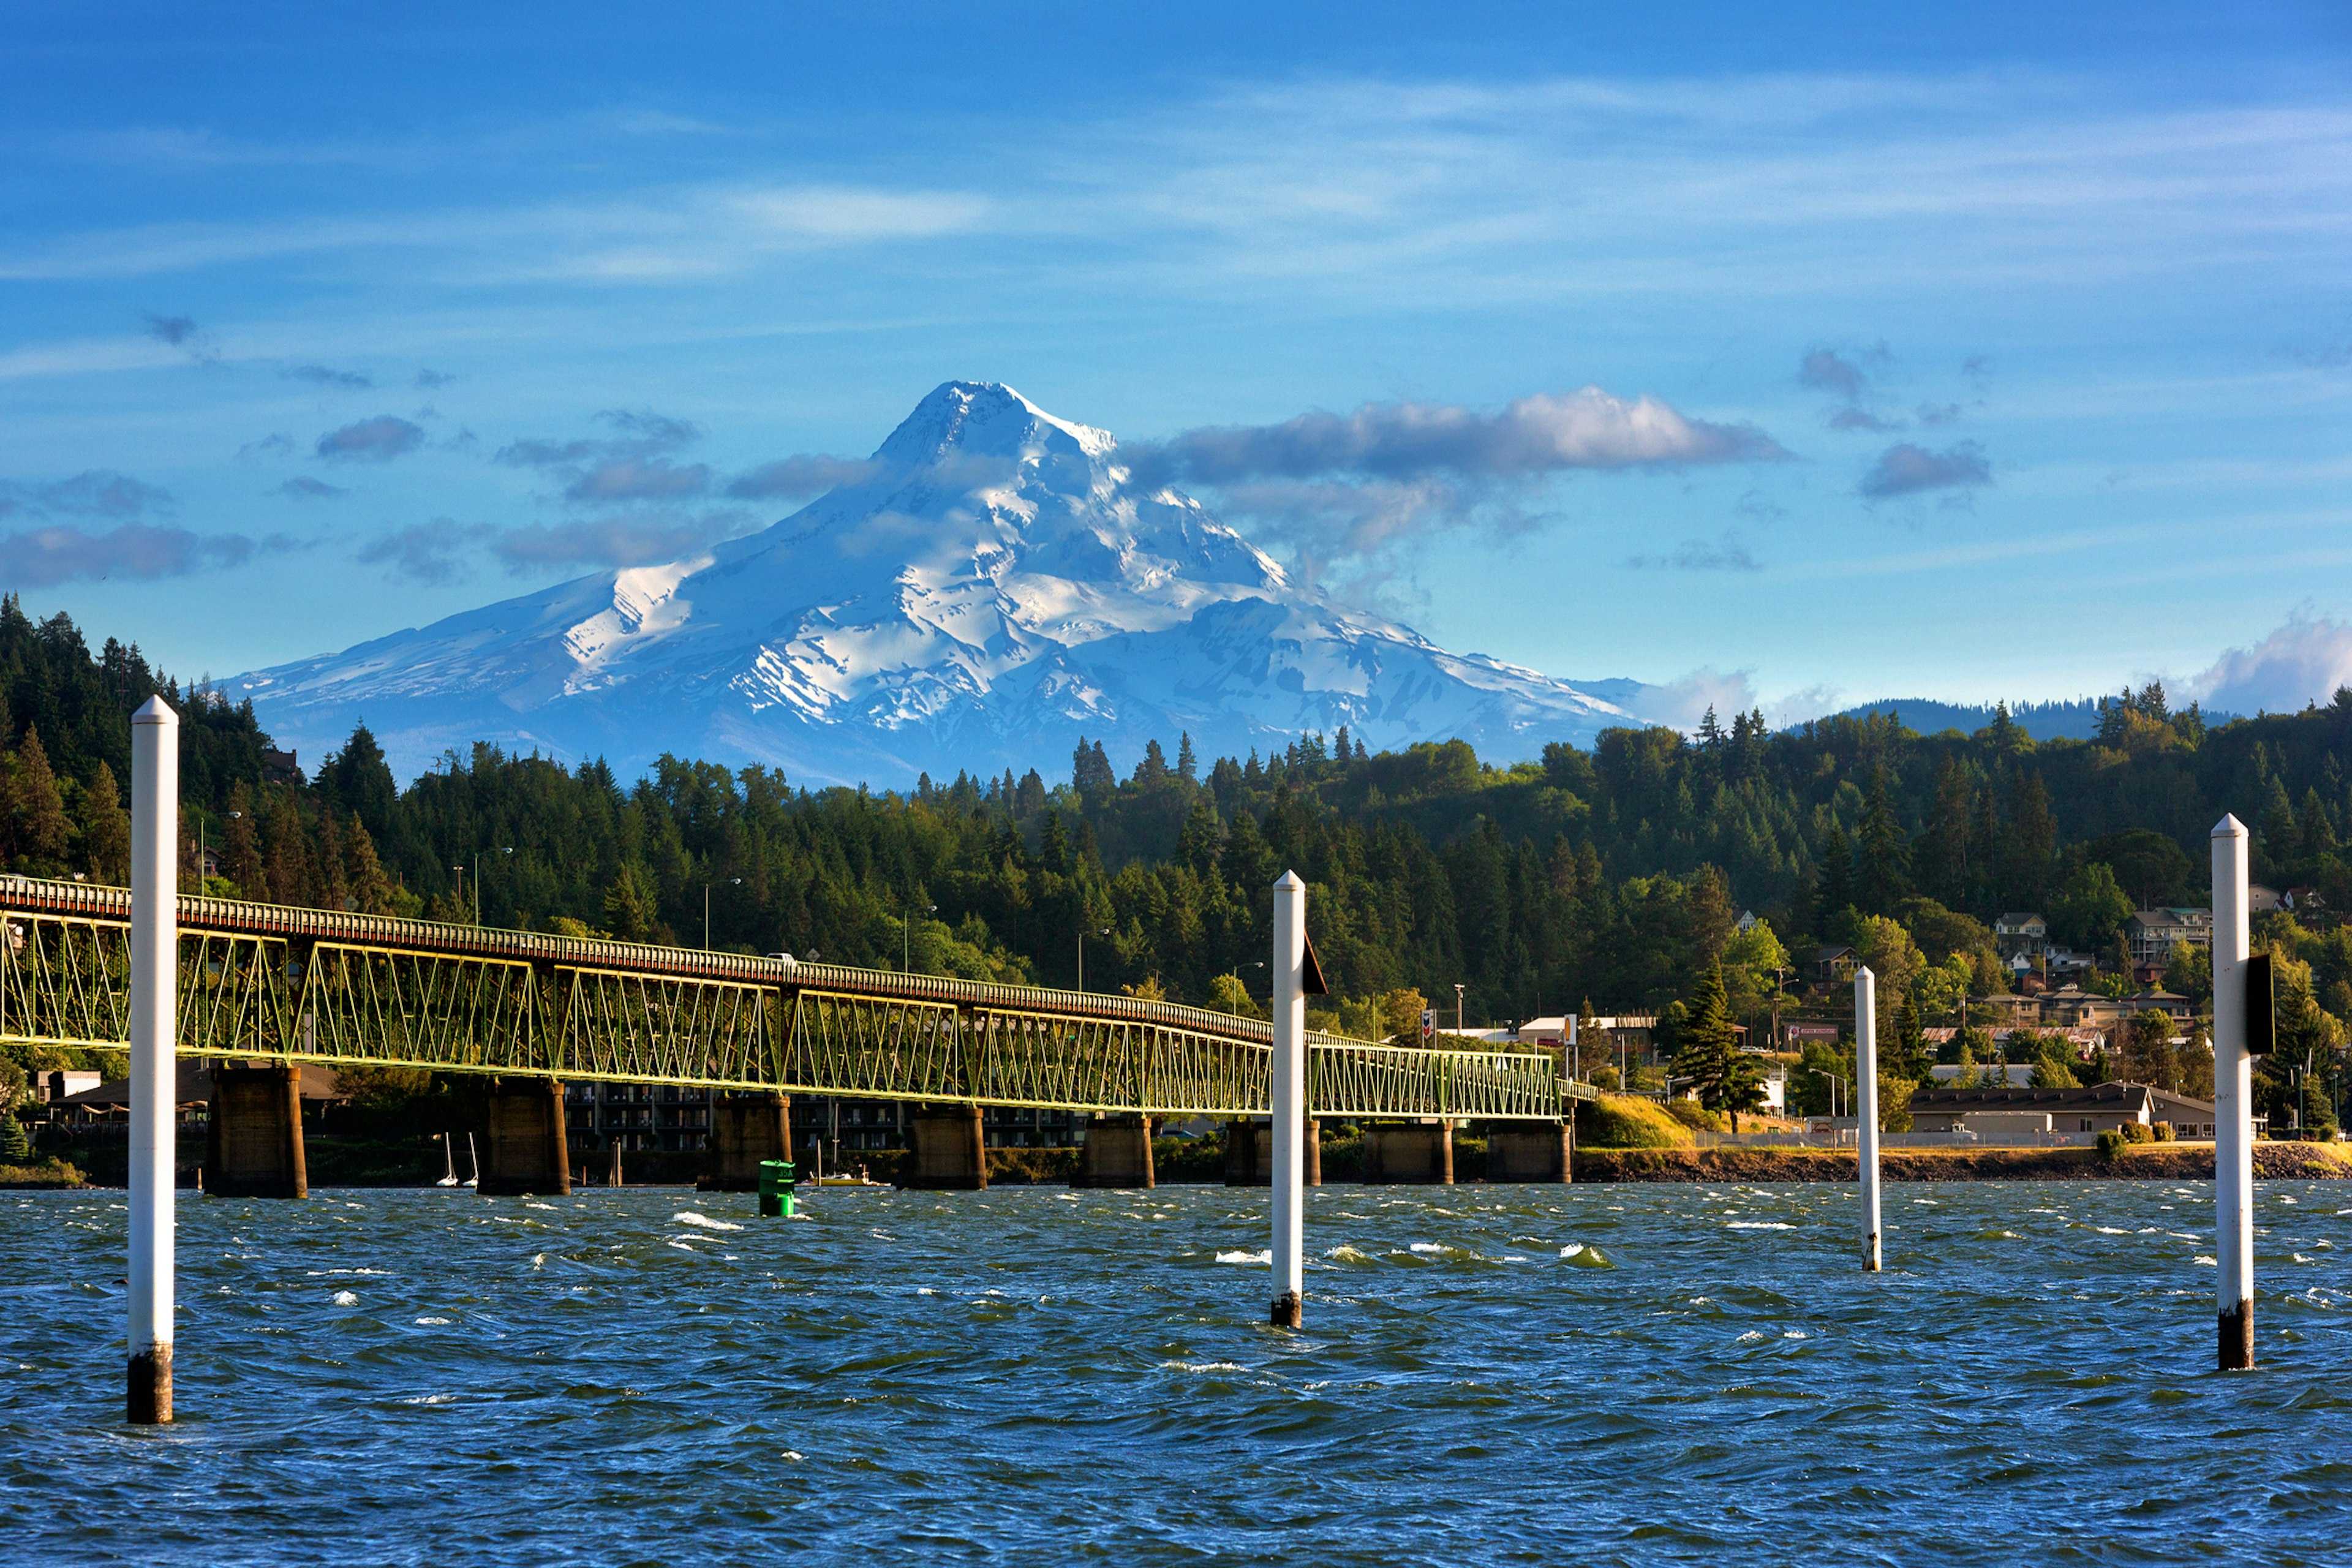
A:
<box><xmin>1821</xmin><ymin>697</ymin><xmax>2104</xmax><ymax>741</ymax></box>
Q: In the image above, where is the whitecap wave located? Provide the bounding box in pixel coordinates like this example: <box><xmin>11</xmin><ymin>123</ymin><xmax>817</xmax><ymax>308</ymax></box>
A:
<box><xmin>1215</xmin><ymin>1249</ymin><xmax>1272</xmax><ymax>1265</ymax></box>
<box><xmin>332</xmin><ymin>1290</ymin><xmax>359</xmax><ymax>1306</ymax></box>
<box><xmin>1727</xmin><ymin>1221</ymin><xmax>1795</xmax><ymax>1231</ymax></box>
<box><xmin>674</xmin><ymin>1211</ymin><xmax>744</xmax><ymax>1232</ymax></box>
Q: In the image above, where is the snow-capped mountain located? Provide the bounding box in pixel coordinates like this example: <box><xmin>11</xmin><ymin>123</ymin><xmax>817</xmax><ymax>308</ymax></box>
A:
<box><xmin>233</xmin><ymin>382</ymin><xmax>1649</xmax><ymax>786</ymax></box>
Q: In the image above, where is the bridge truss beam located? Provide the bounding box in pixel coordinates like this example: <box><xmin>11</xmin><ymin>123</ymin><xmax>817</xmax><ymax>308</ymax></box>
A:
<box><xmin>0</xmin><ymin>882</ymin><xmax>1562</xmax><ymax>1121</ymax></box>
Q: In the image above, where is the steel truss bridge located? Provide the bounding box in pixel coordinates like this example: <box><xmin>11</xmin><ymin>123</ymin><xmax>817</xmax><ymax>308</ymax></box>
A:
<box><xmin>0</xmin><ymin>878</ymin><xmax>1564</xmax><ymax>1123</ymax></box>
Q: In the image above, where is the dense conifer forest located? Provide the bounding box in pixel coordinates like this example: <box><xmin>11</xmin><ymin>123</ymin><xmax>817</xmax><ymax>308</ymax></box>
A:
<box><xmin>6</xmin><ymin>594</ymin><xmax>2351</xmax><ymax>1131</ymax></box>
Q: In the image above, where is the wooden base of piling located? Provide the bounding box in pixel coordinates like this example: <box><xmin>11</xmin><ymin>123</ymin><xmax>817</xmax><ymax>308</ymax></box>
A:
<box><xmin>1269</xmin><ymin>1291</ymin><xmax>1302</xmax><ymax>1329</ymax></box>
<box><xmin>2220</xmin><ymin>1300</ymin><xmax>2255</xmax><ymax>1370</ymax></box>
<box><xmin>127</xmin><ymin>1346</ymin><xmax>173</xmax><ymax>1424</ymax></box>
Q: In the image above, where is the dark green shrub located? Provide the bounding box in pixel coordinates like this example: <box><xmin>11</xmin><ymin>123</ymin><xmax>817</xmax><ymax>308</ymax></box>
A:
<box><xmin>1664</xmin><ymin>1100</ymin><xmax>1729</xmax><ymax>1133</ymax></box>
<box><xmin>2151</xmin><ymin>1121</ymin><xmax>2174</xmax><ymax>1142</ymax></box>
<box><xmin>2095</xmin><ymin>1129</ymin><xmax>2127</xmax><ymax>1161</ymax></box>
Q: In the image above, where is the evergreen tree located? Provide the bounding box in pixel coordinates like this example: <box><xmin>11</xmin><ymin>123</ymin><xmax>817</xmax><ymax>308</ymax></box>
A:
<box><xmin>222</xmin><ymin>782</ymin><xmax>264</xmax><ymax>898</ymax></box>
<box><xmin>1891</xmin><ymin>989</ymin><xmax>1931</xmax><ymax>1082</ymax></box>
<box><xmin>1856</xmin><ymin>766</ymin><xmax>1908</xmax><ymax>913</ymax></box>
<box><xmin>8</xmin><ymin>726</ymin><xmax>72</xmax><ymax>875</ymax></box>
<box><xmin>1971</xmin><ymin>785</ymin><xmax>2004</xmax><ymax>909</ymax></box>
<box><xmin>0</xmin><ymin>1102</ymin><xmax>29</xmax><ymax>1164</ymax></box>
<box><xmin>1672</xmin><ymin>962</ymin><xmax>1766</xmax><ymax>1131</ymax></box>
<box><xmin>1915</xmin><ymin>757</ymin><xmax>1972</xmax><ymax>905</ymax></box>
<box><xmin>80</xmin><ymin>759</ymin><xmax>130</xmax><ymax>885</ymax></box>
<box><xmin>264</xmin><ymin>799</ymin><xmax>318</xmax><ymax>907</ymax></box>
<box><xmin>2005</xmin><ymin>767</ymin><xmax>2057</xmax><ymax>905</ymax></box>
<box><xmin>1687</xmin><ymin>864</ymin><xmax>1734</xmax><ymax>965</ymax></box>
<box><xmin>1986</xmin><ymin>700</ymin><xmax>2021</xmax><ymax>753</ymax></box>
<box><xmin>316</xmin><ymin>722</ymin><xmax>399</xmax><ymax>840</ymax></box>
<box><xmin>603</xmin><ymin>864</ymin><xmax>655</xmax><ymax>941</ymax></box>
<box><xmin>1818</xmin><ymin>825</ymin><xmax>1855</xmax><ymax>925</ymax></box>
<box><xmin>2299</xmin><ymin>786</ymin><xmax>2336</xmax><ymax>861</ymax></box>
<box><xmin>314</xmin><ymin>809</ymin><xmax>350</xmax><ymax>912</ymax></box>
<box><xmin>344</xmin><ymin>813</ymin><xmax>395</xmax><ymax>914</ymax></box>
<box><xmin>2258</xmin><ymin>774</ymin><xmax>2297</xmax><ymax>858</ymax></box>
<box><xmin>1175</xmin><ymin>733</ymin><xmax>1197</xmax><ymax>783</ymax></box>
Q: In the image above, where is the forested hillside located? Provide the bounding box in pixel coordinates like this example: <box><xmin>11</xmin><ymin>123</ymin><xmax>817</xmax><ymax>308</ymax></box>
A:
<box><xmin>8</xmin><ymin>595</ymin><xmax>2352</xmax><ymax>1064</ymax></box>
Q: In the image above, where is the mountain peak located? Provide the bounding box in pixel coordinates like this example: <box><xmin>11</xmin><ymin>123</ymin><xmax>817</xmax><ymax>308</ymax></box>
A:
<box><xmin>873</xmin><ymin>380</ymin><xmax>1115</xmax><ymax>472</ymax></box>
<box><xmin>235</xmin><ymin>382</ymin><xmax>1645</xmax><ymax>786</ymax></box>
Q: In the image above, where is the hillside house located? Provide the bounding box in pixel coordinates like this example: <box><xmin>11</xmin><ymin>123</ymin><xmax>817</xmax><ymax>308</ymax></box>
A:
<box><xmin>2126</xmin><ymin>908</ymin><xmax>2213</xmax><ymax>967</ymax></box>
<box><xmin>1993</xmin><ymin>913</ymin><xmax>2048</xmax><ymax>956</ymax></box>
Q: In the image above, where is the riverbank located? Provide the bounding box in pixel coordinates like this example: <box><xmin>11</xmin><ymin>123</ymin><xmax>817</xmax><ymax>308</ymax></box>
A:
<box><xmin>35</xmin><ymin>1133</ymin><xmax>2352</xmax><ymax>1188</ymax></box>
<box><xmin>1571</xmin><ymin>1142</ymin><xmax>2352</xmax><ymax>1183</ymax></box>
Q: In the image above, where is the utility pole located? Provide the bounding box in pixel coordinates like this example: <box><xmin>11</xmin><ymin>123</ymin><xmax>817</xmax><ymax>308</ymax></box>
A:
<box><xmin>1454</xmin><ymin>982</ymin><xmax>1465</xmax><ymax>1037</ymax></box>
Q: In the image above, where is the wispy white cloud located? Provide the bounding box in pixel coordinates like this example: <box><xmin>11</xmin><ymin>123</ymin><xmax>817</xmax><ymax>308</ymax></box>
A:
<box><xmin>0</xmin><ymin>183</ymin><xmax>993</xmax><ymax>285</ymax></box>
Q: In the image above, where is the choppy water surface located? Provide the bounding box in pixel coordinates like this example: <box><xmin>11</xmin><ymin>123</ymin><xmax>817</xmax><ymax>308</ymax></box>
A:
<box><xmin>7</xmin><ymin>1180</ymin><xmax>2352</xmax><ymax>1564</ymax></box>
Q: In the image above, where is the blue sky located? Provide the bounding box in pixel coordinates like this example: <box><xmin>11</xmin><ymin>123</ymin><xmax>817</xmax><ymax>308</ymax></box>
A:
<box><xmin>4</xmin><ymin>0</ymin><xmax>2350</xmax><ymax>726</ymax></box>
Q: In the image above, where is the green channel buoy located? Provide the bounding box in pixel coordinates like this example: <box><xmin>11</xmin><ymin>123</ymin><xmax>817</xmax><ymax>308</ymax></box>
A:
<box><xmin>758</xmin><ymin>1158</ymin><xmax>797</xmax><ymax>1218</ymax></box>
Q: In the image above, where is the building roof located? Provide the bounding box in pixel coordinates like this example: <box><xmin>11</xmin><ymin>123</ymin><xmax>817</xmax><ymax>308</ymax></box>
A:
<box><xmin>1908</xmin><ymin>1080</ymin><xmax>2215</xmax><ymax>1115</ymax></box>
<box><xmin>1995</xmin><ymin>912</ymin><xmax>2046</xmax><ymax>926</ymax></box>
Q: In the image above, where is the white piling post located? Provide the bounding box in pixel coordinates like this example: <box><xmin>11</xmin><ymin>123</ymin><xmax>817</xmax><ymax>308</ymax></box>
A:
<box><xmin>2212</xmin><ymin>814</ymin><xmax>2254</xmax><ymax>1370</ymax></box>
<box><xmin>1855</xmin><ymin>965</ymin><xmax>1881</xmax><ymax>1273</ymax></box>
<box><xmin>1270</xmin><ymin>870</ymin><xmax>1306</xmax><ymax>1327</ymax></box>
<box><xmin>128</xmin><ymin>696</ymin><xmax>179</xmax><ymax>1423</ymax></box>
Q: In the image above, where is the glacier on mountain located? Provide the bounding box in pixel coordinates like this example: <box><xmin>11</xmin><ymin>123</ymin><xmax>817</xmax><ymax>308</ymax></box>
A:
<box><xmin>232</xmin><ymin>382</ymin><xmax>1651</xmax><ymax>785</ymax></box>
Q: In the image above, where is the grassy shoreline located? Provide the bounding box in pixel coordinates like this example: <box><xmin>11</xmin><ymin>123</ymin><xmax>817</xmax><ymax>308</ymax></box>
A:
<box><xmin>28</xmin><ymin>1135</ymin><xmax>2352</xmax><ymax>1189</ymax></box>
<box><xmin>1572</xmin><ymin>1142</ymin><xmax>2352</xmax><ymax>1183</ymax></box>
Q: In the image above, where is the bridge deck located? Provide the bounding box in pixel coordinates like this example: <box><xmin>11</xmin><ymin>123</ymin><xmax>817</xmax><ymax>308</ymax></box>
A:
<box><xmin>0</xmin><ymin>876</ymin><xmax>1568</xmax><ymax>1121</ymax></box>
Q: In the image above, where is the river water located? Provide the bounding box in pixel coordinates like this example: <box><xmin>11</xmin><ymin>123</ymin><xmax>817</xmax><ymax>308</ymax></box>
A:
<box><xmin>6</xmin><ymin>1179</ymin><xmax>2351</xmax><ymax>1564</ymax></box>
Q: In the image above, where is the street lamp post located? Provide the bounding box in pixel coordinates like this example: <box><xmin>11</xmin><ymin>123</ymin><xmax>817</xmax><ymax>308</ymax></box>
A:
<box><xmin>1453</xmin><ymin>982</ymin><xmax>1465</xmax><ymax>1037</ymax></box>
<box><xmin>704</xmin><ymin>877</ymin><xmax>742</xmax><ymax>952</ymax></box>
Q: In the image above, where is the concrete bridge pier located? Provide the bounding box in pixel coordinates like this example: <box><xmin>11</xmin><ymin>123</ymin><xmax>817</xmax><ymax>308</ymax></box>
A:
<box><xmin>205</xmin><ymin>1063</ymin><xmax>307</xmax><ymax>1199</ymax></box>
<box><xmin>903</xmin><ymin>1103</ymin><xmax>987</xmax><ymax>1190</ymax></box>
<box><xmin>480</xmin><ymin>1077</ymin><xmax>572</xmax><ymax>1196</ymax></box>
<box><xmin>1223</xmin><ymin>1118</ymin><xmax>1321</xmax><ymax>1186</ymax></box>
<box><xmin>1363</xmin><ymin>1118</ymin><xmax>1454</xmax><ymax>1185</ymax></box>
<box><xmin>702</xmin><ymin>1093</ymin><xmax>792</xmax><ymax>1191</ymax></box>
<box><xmin>1074</xmin><ymin>1114</ymin><xmax>1155</xmax><ymax>1188</ymax></box>
<box><xmin>1485</xmin><ymin>1120</ymin><xmax>1572</xmax><ymax>1183</ymax></box>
